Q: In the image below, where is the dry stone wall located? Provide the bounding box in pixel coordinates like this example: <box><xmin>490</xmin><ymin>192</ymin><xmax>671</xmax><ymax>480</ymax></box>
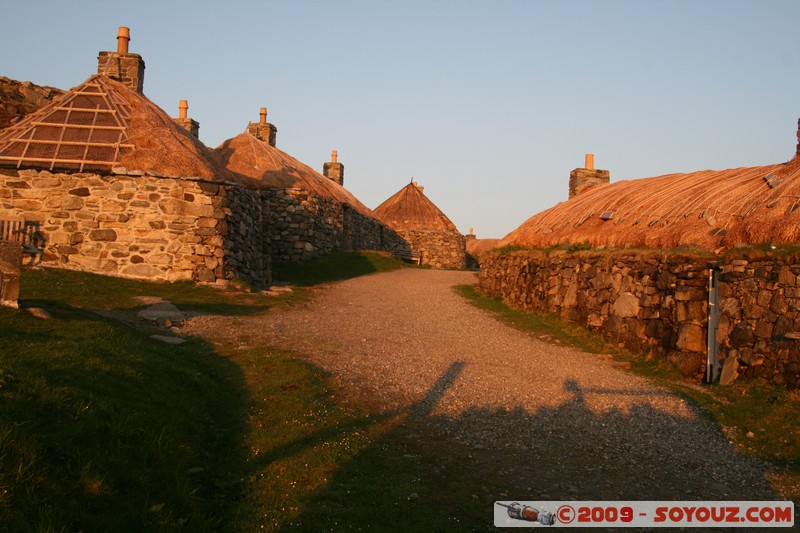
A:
<box><xmin>390</xmin><ymin>229</ymin><xmax>466</xmax><ymax>269</ymax></box>
<box><xmin>263</xmin><ymin>189</ymin><xmax>410</xmax><ymax>262</ymax></box>
<box><xmin>480</xmin><ymin>250</ymin><xmax>800</xmax><ymax>388</ymax></box>
<box><xmin>0</xmin><ymin>169</ymin><xmax>266</xmax><ymax>288</ymax></box>
<box><xmin>263</xmin><ymin>188</ymin><xmax>343</xmax><ymax>261</ymax></box>
<box><xmin>343</xmin><ymin>207</ymin><xmax>406</xmax><ymax>253</ymax></box>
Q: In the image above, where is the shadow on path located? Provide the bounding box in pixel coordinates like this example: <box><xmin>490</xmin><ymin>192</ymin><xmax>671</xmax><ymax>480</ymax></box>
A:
<box><xmin>242</xmin><ymin>361</ymin><xmax>780</xmax><ymax>532</ymax></box>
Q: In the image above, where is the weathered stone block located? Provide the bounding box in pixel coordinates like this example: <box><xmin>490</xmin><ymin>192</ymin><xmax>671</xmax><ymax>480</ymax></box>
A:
<box><xmin>121</xmin><ymin>264</ymin><xmax>164</xmax><ymax>279</ymax></box>
<box><xmin>613</xmin><ymin>292</ymin><xmax>640</xmax><ymax>317</ymax></box>
<box><xmin>779</xmin><ymin>265</ymin><xmax>796</xmax><ymax>287</ymax></box>
<box><xmin>729</xmin><ymin>324</ymin><xmax>755</xmax><ymax>348</ymax></box>
<box><xmin>196</xmin><ymin>267</ymin><xmax>216</xmax><ymax>282</ymax></box>
<box><xmin>62</xmin><ymin>196</ymin><xmax>84</xmax><ymax>210</ymax></box>
<box><xmin>677</xmin><ymin>300</ymin><xmax>706</xmax><ymax>324</ymax></box>
<box><xmin>755</xmin><ymin>320</ymin><xmax>774</xmax><ymax>339</ymax></box>
<box><xmin>89</xmin><ymin>229</ymin><xmax>117</xmax><ymax>242</ymax></box>
<box><xmin>676</xmin><ymin>323</ymin><xmax>705</xmax><ymax>353</ymax></box>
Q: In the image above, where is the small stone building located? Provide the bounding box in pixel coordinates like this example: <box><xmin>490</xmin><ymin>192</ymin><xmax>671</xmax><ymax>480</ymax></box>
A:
<box><xmin>0</xmin><ymin>31</ymin><xmax>267</xmax><ymax>287</ymax></box>
<box><xmin>374</xmin><ymin>182</ymin><xmax>466</xmax><ymax>269</ymax></box>
<box><xmin>483</xmin><ymin>121</ymin><xmax>800</xmax><ymax>386</ymax></box>
<box><xmin>215</xmin><ymin>120</ymin><xmax>404</xmax><ymax>261</ymax></box>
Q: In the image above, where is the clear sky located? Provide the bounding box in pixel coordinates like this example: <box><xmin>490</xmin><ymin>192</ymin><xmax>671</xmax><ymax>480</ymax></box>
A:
<box><xmin>1</xmin><ymin>0</ymin><xmax>798</xmax><ymax>238</ymax></box>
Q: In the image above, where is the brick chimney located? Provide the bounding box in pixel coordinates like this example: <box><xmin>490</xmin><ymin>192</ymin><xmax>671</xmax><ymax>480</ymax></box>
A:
<box><xmin>174</xmin><ymin>100</ymin><xmax>199</xmax><ymax>138</ymax></box>
<box><xmin>246</xmin><ymin>107</ymin><xmax>277</xmax><ymax>146</ymax></box>
<box><xmin>465</xmin><ymin>228</ymin><xmax>476</xmax><ymax>240</ymax></box>
<box><xmin>569</xmin><ymin>153</ymin><xmax>610</xmax><ymax>198</ymax></box>
<box><xmin>322</xmin><ymin>150</ymin><xmax>344</xmax><ymax>186</ymax></box>
<box><xmin>97</xmin><ymin>27</ymin><xmax>145</xmax><ymax>93</ymax></box>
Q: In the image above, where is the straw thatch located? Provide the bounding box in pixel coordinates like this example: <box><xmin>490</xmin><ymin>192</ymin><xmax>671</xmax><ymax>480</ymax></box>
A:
<box><xmin>500</xmin><ymin>156</ymin><xmax>800</xmax><ymax>250</ymax></box>
<box><xmin>0</xmin><ymin>74</ymin><xmax>232</xmax><ymax>180</ymax></box>
<box><xmin>214</xmin><ymin>132</ymin><xmax>374</xmax><ymax>216</ymax></box>
<box><xmin>467</xmin><ymin>238</ymin><xmax>500</xmax><ymax>258</ymax></box>
<box><xmin>374</xmin><ymin>182</ymin><xmax>459</xmax><ymax>232</ymax></box>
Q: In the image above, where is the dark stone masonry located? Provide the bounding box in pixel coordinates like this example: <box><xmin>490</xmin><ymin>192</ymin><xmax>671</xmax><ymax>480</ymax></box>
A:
<box><xmin>480</xmin><ymin>249</ymin><xmax>800</xmax><ymax>387</ymax></box>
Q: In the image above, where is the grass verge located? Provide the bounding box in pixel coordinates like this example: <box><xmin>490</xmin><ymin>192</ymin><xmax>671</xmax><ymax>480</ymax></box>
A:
<box><xmin>455</xmin><ymin>283</ymin><xmax>800</xmax><ymax>501</ymax></box>
<box><xmin>20</xmin><ymin>268</ymin><xmax>276</xmax><ymax>314</ymax></box>
<box><xmin>272</xmin><ymin>250</ymin><xmax>408</xmax><ymax>286</ymax></box>
<box><xmin>0</xmin><ymin>303</ymin><xmax>248</xmax><ymax>531</ymax></box>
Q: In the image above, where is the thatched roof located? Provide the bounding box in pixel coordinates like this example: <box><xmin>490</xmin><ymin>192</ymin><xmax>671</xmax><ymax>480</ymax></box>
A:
<box><xmin>467</xmin><ymin>238</ymin><xmax>500</xmax><ymax>258</ymax></box>
<box><xmin>214</xmin><ymin>132</ymin><xmax>374</xmax><ymax>216</ymax></box>
<box><xmin>0</xmin><ymin>74</ymin><xmax>232</xmax><ymax>180</ymax></box>
<box><xmin>500</xmin><ymin>156</ymin><xmax>800</xmax><ymax>250</ymax></box>
<box><xmin>374</xmin><ymin>182</ymin><xmax>459</xmax><ymax>232</ymax></box>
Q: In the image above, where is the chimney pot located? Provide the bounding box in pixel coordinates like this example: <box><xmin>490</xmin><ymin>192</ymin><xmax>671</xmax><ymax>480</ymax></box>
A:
<box><xmin>179</xmin><ymin>100</ymin><xmax>188</xmax><ymax>119</ymax></box>
<box><xmin>117</xmin><ymin>26</ymin><xmax>131</xmax><ymax>54</ymax></box>
<box><xmin>585</xmin><ymin>153</ymin><xmax>594</xmax><ymax>170</ymax></box>
<box><xmin>322</xmin><ymin>150</ymin><xmax>344</xmax><ymax>186</ymax></box>
<box><xmin>259</xmin><ymin>107</ymin><xmax>267</xmax><ymax>125</ymax></box>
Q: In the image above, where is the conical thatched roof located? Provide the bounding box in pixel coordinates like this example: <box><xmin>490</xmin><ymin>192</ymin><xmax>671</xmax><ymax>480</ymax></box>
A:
<box><xmin>214</xmin><ymin>132</ymin><xmax>373</xmax><ymax>216</ymax></box>
<box><xmin>500</xmin><ymin>156</ymin><xmax>800</xmax><ymax>250</ymax></box>
<box><xmin>374</xmin><ymin>182</ymin><xmax>459</xmax><ymax>232</ymax></box>
<box><xmin>0</xmin><ymin>74</ymin><xmax>232</xmax><ymax>180</ymax></box>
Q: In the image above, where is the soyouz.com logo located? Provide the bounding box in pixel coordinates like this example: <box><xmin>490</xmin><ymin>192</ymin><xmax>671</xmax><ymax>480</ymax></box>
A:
<box><xmin>494</xmin><ymin>501</ymin><xmax>795</xmax><ymax>527</ymax></box>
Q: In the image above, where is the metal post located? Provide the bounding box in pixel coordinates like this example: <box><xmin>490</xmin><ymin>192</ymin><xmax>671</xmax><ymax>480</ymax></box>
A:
<box><xmin>706</xmin><ymin>261</ymin><xmax>722</xmax><ymax>383</ymax></box>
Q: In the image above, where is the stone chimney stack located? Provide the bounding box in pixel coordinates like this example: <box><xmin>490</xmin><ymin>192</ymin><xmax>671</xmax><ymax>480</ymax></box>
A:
<box><xmin>98</xmin><ymin>26</ymin><xmax>145</xmax><ymax>93</ymax></box>
<box><xmin>246</xmin><ymin>107</ymin><xmax>277</xmax><ymax>146</ymax></box>
<box><xmin>174</xmin><ymin>100</ymin><xmax>200</xmax><ymax>138</ymax></box>
<box><xmin>322</xmin><ymin>150</ymin><xmax>345</xmax><ymax>186</ymax></box>
<box><xmin>569</xmin><ymin>153</ymin><xmax>610</xmax><ymax>198</ymax></box>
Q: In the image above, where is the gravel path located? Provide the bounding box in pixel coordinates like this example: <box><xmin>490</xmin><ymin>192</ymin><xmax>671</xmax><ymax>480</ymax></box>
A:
<box><xmin>185</xmin><ymin>268</ymin><xmax>778</xmax><ymax>501</ymax></box>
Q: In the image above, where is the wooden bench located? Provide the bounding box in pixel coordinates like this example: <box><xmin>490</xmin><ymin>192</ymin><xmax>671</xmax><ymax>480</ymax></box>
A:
<box><xmin>0</xmin><ymin>216</ymin><xmax>45</xmax><ymax>265</ymax></box>
<box><xmin>394</xmin><ymin>249</ymin><xmax>422</xmax><ymax>265</ymax></box>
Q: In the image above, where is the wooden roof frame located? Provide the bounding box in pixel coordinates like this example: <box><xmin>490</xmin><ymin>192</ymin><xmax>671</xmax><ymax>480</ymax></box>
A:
<box><xmin>0</xmin><ymin>75</ymin><xmax>134</xmax><ymax>172</ymax></box>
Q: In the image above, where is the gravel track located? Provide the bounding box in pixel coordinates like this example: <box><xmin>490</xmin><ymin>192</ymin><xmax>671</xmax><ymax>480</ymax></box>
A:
<box><xmin>185</xmin><ymin>268</ymin><xmax>778</xmax><ymax>502</ymax></box>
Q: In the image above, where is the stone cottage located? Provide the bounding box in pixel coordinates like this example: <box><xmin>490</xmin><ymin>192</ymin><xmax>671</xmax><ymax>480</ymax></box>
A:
<box><xmin>482</xmin><ymin>123</ymin><xmax>800</xmax><ymax>386</ymax></box>
<box><xmin>215</xmin><ymin>115</ymin><xmax>404</xmax><ymax>261</ymax></box>
<box><xmin>0</xmin><ymin>28</ymin><xmax>267</xmax><ymax>287</ymax></box>
<box><xmin>374</xmin><ymin>181</ymin><xmax>466</xmax><ymax>269</ymax></box>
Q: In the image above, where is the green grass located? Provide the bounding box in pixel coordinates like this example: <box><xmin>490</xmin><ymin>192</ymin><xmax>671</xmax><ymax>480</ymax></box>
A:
<box><xmin>272</xmin><ymin>250</ymin><xmax>408</xmax><ymax>286</ymax></box>
<box><xmin>0</xmin><ymin>304</ymin><xmax>248</xmax><ymax>531</ymax></box>
<box><xmin>455</xmin><ymin>282</ymin><xmax>800</xmax><ymax>500</ymax></box>
<box><xmin>1</xmin><ymin>256</ymin><xmax>496</xmax><ymax>531</ymax></box>
<box><xmin>20</xmin><ymin>268</ymin><xmax>275</xmax><ymax>315</ymax></box>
